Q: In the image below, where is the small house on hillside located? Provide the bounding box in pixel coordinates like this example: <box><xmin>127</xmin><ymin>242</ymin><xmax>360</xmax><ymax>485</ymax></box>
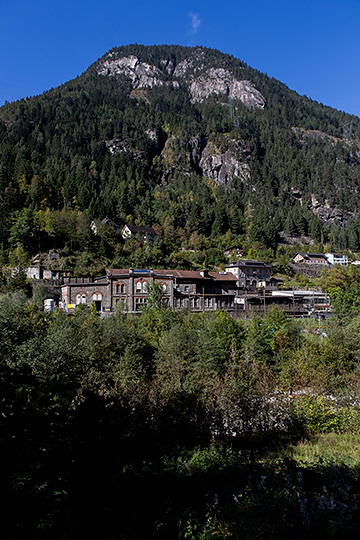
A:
<box><xmin>224</xmin><ymin>246</ymin><xmax>242</xmax><ymax>258</ymax></box>
<box><xmin>25</xmin><ymin>266</ymin><xmax>42</xmax><ymax>280</ymax></box>
<box><xmin>121</xmin><ymin>224</ymin><xmax>156</xmax><ymax>243</ymax></box>
<box><xmin>293</xmin><ymin>253</ymin><xmax>329</xmax><ymax>266</ymax></box>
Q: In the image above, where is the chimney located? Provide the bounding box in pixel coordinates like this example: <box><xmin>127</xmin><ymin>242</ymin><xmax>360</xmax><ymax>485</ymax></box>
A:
<box><xmin>200</xmin><ymin>269</ymin><xmax>208</xmax><ymax>277</ymax></box>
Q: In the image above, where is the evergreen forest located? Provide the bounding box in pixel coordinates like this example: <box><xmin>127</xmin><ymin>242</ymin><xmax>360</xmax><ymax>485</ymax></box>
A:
<box><xmin>1</xmin><ymin>44</ymin><xmax>360</xmax><ymax>274</ymax></box>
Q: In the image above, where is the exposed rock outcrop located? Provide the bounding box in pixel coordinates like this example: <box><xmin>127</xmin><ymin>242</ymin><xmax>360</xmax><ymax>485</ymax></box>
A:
<box><xmin>97</xmin><ymin>54</ymin><xmax>164</xmax><ymax>89</ymax></box>
<box><xmin>97</xmin><ymin>52</ymin><xmax>265</xmax><ymax>110</ymax></box>
<box><xmin>145</xmin><ymin>129</ymin><xmax>167</xmax><ymax>154</ymax></box>
<box><xmin>292</xmin><ymin>127</ymin><xmax>340</xmax><ymax>144</ymax></box>
<box><xmin>310</xmin><ymin>194</ymin><xmax>345</xmax><ymax>224</ymax></box>
<box><xmin>173</xmin><ymin>49</ymin><xmax>206</xmax><ymax>77</ymax></box>
<box><xmin>199</xmin><ymin>140</ymin><xmax>250</xmax><ymax>187</ymax></box>
<box><xmin>104</xmin><ymin>138</ymin><xmax>143</xmax><ymax>158</ymax></box>
<box><xmin>159</xmin><ymin>135</ymin><xmax>250</xmax><ymax>187</ymax></box>
<box><xmin>189</xmin><ymin>68</ymin><xmax>265</xmax><ymax>108</ymax></box>
<box><xmin>161</xmin><ymin>136</ymin><xmax>205</xmax><ymax>177</ymax></box>
<box><xmin>314</xmin><ymin>206</ymin><xmax>344</xmax><ymax>223</ymax></box>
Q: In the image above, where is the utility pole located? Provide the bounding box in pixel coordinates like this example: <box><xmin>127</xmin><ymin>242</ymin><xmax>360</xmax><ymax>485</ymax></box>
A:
<box><xmin>292</xmin><ymin>287</ymin><xmax>295</xmax><ymax>318</ymax></box>
<box><xmin>262</xmin><ymin>287</ymin><xmax>266</xmax><ymax>316</ymax></box>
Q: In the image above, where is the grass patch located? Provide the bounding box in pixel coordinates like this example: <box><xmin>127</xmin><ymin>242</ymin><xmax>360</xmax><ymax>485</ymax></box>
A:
<box><xmin>290</xmin><ymin>433</ymin><xmax>360</xmax><ymax>469</ymax></box>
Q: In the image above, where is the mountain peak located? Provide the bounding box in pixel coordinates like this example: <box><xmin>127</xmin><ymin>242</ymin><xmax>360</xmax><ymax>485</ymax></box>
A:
<box><xmin>1</xmin><ymin>43</ymin><xmax>360</xmax><ymax>263</ymax></box>
<box><xmin>94</xmin><ymin>45</ymin><xmax>265</xmax><ymax>109</ymax></box>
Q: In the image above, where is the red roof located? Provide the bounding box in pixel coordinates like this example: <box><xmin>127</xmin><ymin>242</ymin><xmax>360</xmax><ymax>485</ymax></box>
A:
<box><xmin>106</xmin><ymin>268</ymin><xmax>130</xmax><ymax>275</ymax></box>
<box><xmin>106</xmin><ymin>268</ymin><xmax>237</xmax><ymax>281</ymax></box>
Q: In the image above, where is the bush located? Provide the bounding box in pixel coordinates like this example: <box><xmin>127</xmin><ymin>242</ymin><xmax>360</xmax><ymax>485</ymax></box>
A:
<box><xmin>294</xmin><ymin>395</ymin><xmax>360</xmax><ymax>434</ymax></box>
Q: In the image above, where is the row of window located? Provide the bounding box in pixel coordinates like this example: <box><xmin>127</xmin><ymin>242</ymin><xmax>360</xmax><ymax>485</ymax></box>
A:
<box><xmin>115</xmin><ymin>282</ymin><xmax>168</xmax><ymax>294</ymax></box>
<box><xmin>75</xmin><ymin>291</ymin><xmax>233</xmax><ymax>310</ymax></box>
<box><xmin>174</xmin><ymin>297</ymin><xmax>220</xmax><ymax>308</ymax></box>
<box><xmin>75</xmin><ymin>292</ymin><xmax>102</xmax><ymax>305</ymax></box>
<box><xmin>174</xmin><ymin>297</ymin><xmax>234</xmax><ymax>309</ymax></box>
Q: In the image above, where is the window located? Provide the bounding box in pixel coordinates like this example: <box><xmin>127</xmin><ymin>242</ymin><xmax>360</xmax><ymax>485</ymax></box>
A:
<box><xmin>136</xmin><ymin>281</ymin><xmax>149</xmax><ymax>293</ymax></box>
<box><xmin>190</xmin><ymin>297</ymin><xmax>199</xmax><ymax>309</ymax></box>
<box><xmin>158</xmin><ymin>282</ymin><xmax>167</xmax><ymax>293</ymax></box>
<box><xmin>76</xmin><ymin>293</ymin><xmax>87</xmax><ymax>305</ymax></box>
<box><xmin>135</xmin><ymin>297</ymin><xmax>147</xmax><ymax>311</ymax></box>
<box><xmin>116</xmin><ymin>283</ymin><xmax>126</xmax><ymax>294</ymax></box>
<box><xmin>92</xmin><ymin>292</ymin><xmax>102</xmax><ymax>311</ymax></box>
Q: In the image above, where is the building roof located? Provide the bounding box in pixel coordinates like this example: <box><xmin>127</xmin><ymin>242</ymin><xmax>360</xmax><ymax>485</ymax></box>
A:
<box><xmin>106</xmin><ymin>268</ymin><xmax>238</xmax><ymax>281</ymax></box>
<box><xmin>273</xmin><ymin>290</ymin><xmax>328</xmax><ymax>298</ymax></box>
<box><xmin>225</xmin><ymin>259</ymin><xmax>271</xmax><ymax>268</ymax></box>
<box><xmin>101</xmin><ymin>216</ymin><xmax>119</xmax><ymax>228</ymax></box>
<box><xmin>325</xmin><ymin>252</ymin><xmax>347</xmax><ymax>257</ymax></box>
<box><xmin>295</xmin><ymin>252</ymin><xmax>327</xmax><ymax>259</ymax></box>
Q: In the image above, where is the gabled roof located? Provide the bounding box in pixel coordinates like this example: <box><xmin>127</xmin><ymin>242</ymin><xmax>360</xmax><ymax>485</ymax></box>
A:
<box><xmin>295</xmin><ymin>252</ymin><xmax>327</xmax><ymax>259</ymax></box>
<box><xmin>101</xmin><ymin>216</ymin><xmax>119</xmax><ymax>228</ymax></box>
<box><xmin>147</xmin><ymin>269</ymin><xmax>237</xmax><ymax>281</ymax></box>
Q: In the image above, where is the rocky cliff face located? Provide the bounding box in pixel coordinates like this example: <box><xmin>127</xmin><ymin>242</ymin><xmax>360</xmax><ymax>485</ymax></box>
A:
<box><xmin>199</xmin><ymin>140</ymin><xmax>251</xmax><ymax>187</ymax></box>
<box><xmin>310</xmin><ymin>194</ymin><xmax>345</xmax><ymax>224</ymax></box>
<box><xmin>97</xmin><ymin>54</ymin><xmax>165</xmax><ymax>89</ymax></box>
<box><xmin>159</xmin><ymin>135</ymin><xmax>251</xmax><ymax>187</ymax></box>
<box><xmin>189</xmin><ymin>68</ymin><xmax>265</xmax><ymax>108</ymax></box>
<box><xmin>96</xmin><ymin>51</ymin><xmax>265</xmax><ymax>109</ymax></box>
<box><xmin>172</xmin><ymin>49</ymin><xmax>206</xmax><ymax>77</ymax></box>
<box><xmin>90</xmin><ymin>44</ymin><xmax>360</xmax><ymax>229</ymax></box>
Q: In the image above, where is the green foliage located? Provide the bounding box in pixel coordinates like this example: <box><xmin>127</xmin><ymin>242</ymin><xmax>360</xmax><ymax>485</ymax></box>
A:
<box><xmin>323</xmin><ymin>265</ymin><xmax>360</xmax><ymax>320</ymax></box>
<box><xmin>291</xmin><ymin>433</ymin><xmax>360</xmax><ymax>468</ymax></box>
<box><xmin>294</xmin><ymin>395</ymin><xmax>360</xmax><ymax>434</ymax></box>
<box><xmin>1</xmin><ymin>299</ymin><xmax>360</xmax><ymax>538</ymax></box>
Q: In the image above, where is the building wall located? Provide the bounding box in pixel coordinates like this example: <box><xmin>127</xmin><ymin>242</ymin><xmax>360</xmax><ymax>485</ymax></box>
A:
<box><xmin>325</xmin><ymin>253</ymin><xmax>348</xmax><ymax>266</ymax></box>
<box><xmin>61</xmin><ymin>270</ymin><xmax>238</xmax><ymax>314</ymax></box>
<box><xmin>110</xmin><ymin>274</ymin><xmax>174</xmax><ymax>311</ymax></box>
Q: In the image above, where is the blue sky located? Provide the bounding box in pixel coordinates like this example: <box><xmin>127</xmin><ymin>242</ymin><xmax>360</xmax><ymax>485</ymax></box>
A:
<box><xmin>1</xmin><ymin>0</ymin><xmax>360</xmax><ymax>117</ymax></box>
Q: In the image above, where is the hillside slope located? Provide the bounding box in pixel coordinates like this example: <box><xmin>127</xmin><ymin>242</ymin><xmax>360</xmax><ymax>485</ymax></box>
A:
<box><xmin>1</xmin><ymin>44</ymin><xmax>360</xmax><ymax>267</ymax></box>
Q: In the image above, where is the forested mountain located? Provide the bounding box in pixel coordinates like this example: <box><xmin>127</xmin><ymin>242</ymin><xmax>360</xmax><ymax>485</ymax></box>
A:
<box><xmin>4</xmin><ymin>46</ymin><xmax>360</xmax><ymax>537</ymax></box>
<box><xmin>1</xmin><ymin>44</ymin><xmax>360</xmax><ymax>270</ymax></box>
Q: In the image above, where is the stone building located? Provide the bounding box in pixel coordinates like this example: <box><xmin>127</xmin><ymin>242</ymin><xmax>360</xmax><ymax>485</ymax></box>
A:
<box><xmin>60</xmin><ymin>268</ymin><xmax>239</xmax><ymax>314</ymax></box>
<box><xmin>224</xmin><ymin>259</ymin><xmax>272</xmax><ymax>289</ymax></box>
